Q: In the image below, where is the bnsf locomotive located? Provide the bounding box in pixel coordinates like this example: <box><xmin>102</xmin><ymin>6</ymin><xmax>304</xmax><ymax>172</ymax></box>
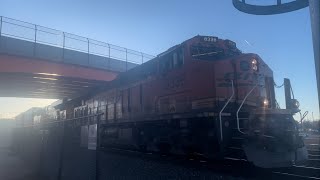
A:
<box><xmin>58</xmin><ymin>35</ymin><xmax>308</xmax><ymax>168</ymax></box>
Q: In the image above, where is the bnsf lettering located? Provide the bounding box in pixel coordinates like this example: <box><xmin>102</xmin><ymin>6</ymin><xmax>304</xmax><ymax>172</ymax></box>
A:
<box><xmin>166</xmin><ymin>77</ymin><xmax>185</xmax><ymax>90</ymax></box>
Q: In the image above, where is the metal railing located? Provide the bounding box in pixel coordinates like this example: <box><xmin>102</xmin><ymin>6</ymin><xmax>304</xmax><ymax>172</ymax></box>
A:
<box><xmin>219</xmin><ymin>80</ymin><xmax>234</xmax><ymax>141</ymax></box>
<box><xmin>0</xmin><ymin>16</ymin><xmax>155</xmax><ymax>71</ymax></box>
<box><xmin>236</xmin><ymin>84</ymin><xmax>258</xmax><ymax>134</ymax></box>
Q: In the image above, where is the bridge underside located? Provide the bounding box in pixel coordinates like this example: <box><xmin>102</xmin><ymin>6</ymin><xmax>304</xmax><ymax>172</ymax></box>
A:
<box><xmin>0</xmin><ymin>22</ymin><xmax>150</xmax><ymax>99</ymax></box>
<box><xmin>0</xmin><ymin>54</ymin><xmax>119</xmax><ymax>99</ymax></box>
<box><xmin>0</xmin><ymin>72</ymin><xmax>107</xmax><ymax>99</ymax></box>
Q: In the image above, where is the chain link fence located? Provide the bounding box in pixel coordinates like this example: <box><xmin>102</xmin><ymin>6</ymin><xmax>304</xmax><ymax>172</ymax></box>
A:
<box><xmin>12</xmin><ymin>113</ymin><xmax>101</xmax><ymax>180</ymax></box>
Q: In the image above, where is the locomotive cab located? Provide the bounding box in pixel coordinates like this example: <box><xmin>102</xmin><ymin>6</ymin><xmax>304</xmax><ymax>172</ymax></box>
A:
<box><xmin>188</xmin><ymin>36</ymin><xmax>241</xmax><ymax>62</ymax></box>
<box><xmin>154</xmin><ymin>36</ymin><xmax>308</xmax><ymax>168</ymax></box>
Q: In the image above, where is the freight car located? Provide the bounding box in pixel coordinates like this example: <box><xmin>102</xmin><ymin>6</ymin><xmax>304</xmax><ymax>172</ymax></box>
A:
<box><xmin>56</xmin><ymin>35</ymin><xmax>307</xmax><ymax>168</ymax></box>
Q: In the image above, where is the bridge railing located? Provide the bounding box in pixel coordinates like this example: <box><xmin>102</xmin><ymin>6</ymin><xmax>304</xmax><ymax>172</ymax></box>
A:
<box><xmin>0</xmin><ymin>16</ymin><xmax>154</xmax><ymax>72</ymax></box>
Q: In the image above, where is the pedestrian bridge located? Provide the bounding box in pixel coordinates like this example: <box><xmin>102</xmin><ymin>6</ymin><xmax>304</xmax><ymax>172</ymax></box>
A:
<box><xmin>0</xmin><ymin>16</ymin><xmax>153</xmax><ymax>99</ymax></box>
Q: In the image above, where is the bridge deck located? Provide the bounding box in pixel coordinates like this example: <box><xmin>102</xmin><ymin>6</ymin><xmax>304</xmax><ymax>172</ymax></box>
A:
<box><xmin>0</xmin><ymin>16</ymin><xmax>154</xmax><ymax>99</ymax></box>
<box><xmin>0</xmin><ymin>36</ymin><xmax>138</xmax><ymax>72</ymax></box>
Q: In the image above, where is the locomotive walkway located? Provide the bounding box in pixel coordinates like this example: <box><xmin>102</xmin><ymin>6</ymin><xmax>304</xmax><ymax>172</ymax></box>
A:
<box><xmin>0</xmin><ymin>16</ymin><xmax>154</xmax><ymax>99</ymax></box>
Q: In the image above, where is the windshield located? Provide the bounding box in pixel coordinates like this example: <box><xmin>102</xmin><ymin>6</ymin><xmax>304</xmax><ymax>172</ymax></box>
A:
<box><xmin>191</xmin><ymin>45</ymin><xmax>225</xmax><ymax>60</ymax></box>
<box><xmin>191</xmin><ymin>44</ymin><xmax>241</xmax><ymax>61</ymax></box>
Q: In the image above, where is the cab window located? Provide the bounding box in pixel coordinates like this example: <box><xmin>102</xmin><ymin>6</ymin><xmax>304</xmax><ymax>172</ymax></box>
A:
<box><xmin>191</xmin><ymin>45</ymin><xmax>225</xmax><ymax>61</ymax></box>
<box><xmin>173</xmin><ymin>50</ymin><xmax>184</xmax><ymax>68</ymax></box>
<box><xmin>160</xmin><ymin>48</ymin><xmax>184</xmax><ymax>73</ymax></box>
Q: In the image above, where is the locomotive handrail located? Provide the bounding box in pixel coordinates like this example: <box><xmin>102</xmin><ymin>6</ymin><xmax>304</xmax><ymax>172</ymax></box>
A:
<box><xmin>219</xmin><ymin>80</ymin><xmax>234</xmax><ymax>141</ymax></box>
<box><xmin>16</xmin><ymin>112</ymin><xmax>104</xmax><ymax>128</ymax></box>
<box><xmin>236</xmin><ymin>83</ymin><xmax>258</xmax><ymax>134</ymax></box>
<box><xmin>0</xmin><ymin>16</ymin><xmax>155</xmax><ymax>70</ymax></box>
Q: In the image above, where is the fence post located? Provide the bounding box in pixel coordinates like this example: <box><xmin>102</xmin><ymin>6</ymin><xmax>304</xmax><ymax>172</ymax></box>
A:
<box><xmin>62</xmin><ymin>32</ymin><xmax>65</xmax><ymax>60</ymax></box>
<box><xmin>35</xmin><ymin>25</ymin><xmax>37</xmax><ymax>43</ymax></box>
<box><xmin>33</xmin><ymin>25</ymin><xmax>37</xmax><ymax>56</ymax></box>
<box><xmin>125</xmin><ymin>48</ymin><xmax>128</xmax><ymax>71</ymax></box>
<box><xmin>107</xmin><ymin>44</ymin><xmax>110</xmax><ymax>69</ymax></box>
<box><xmin>0</xmin><ymin>16</ymin><xmax>2</xmax><ymax>51</ymax></box>
<box><xmin>277</xmin><ymin>0</ymin><xmax>281</xmax><ymax>5</ymax></box>
<box><xmin>57</xmin><ymin>120</ymin><xmax>66</xmax><ymax>180</ymax></box>
<box><xmin>95</xmin><ymin>114</ymin><xmax>101</xmax><ymax>180</ymax></box>
<box><xmin>141</xmin><ymin>52</ymin><xmax>144</xmax><ymax>64</ymax></box>
<box><xmin>0</xmin><ymin>16</ymin><xmax>2</xmax><ymax>37</ymax></box>
<box><xmin>87</xmin><ymin>38</ymin><xmax>90</xmax><ymax>65</ymax></box>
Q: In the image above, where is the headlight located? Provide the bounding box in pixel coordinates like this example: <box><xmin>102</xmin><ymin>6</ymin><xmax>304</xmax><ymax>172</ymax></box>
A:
<box><xmin>291</xmin><ymin>99</ymin><xmax>300</xmax><ymax>108</ymax></box>
<box><xmin>263</xmin><ymin>99</ymin><xmax>269</xmax><ymax>107</ymax></box>
<box><xmin>259</xmin><ymin>98</ymin><xmax>269</xmax><ymax>107</ymax></box>
<box><xmin>252</xmin><ymin>59</ymin><xmax>257</xmax><ymax>65</ymax></box>
<box><xmin>252</xmin><ymin>65</ymin><xmax>258</xmax><ymax>71</ymax></box>
<box><xmin>251</xmin><ymin>58</ymin><xmax>258</xmax><ymax>71</ymax></box>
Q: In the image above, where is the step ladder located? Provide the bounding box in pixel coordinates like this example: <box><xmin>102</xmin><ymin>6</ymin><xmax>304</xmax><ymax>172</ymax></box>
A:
<box><xmin>225</xmin><ymin>113</ymin><xmax>249</xmax><ymax>159</ymax></box>
<box><xmin>219</xmin><ymin>83</ymin><xmax>258</xmax><ymax>160</ymax></box>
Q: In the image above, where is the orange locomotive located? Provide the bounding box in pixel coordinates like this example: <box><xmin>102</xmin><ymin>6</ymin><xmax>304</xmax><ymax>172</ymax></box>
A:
<box><xmin>63</xmin><ymin>35</ymin><xmax>307</xmax><ymax>168</ymax></box>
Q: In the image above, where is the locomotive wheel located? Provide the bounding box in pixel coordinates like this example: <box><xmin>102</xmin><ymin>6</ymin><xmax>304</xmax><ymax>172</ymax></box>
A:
<box><xmin>138</xmin><ymin>144</ymin><xmax>147</xmax><ymax>152</ymax></box>
<box><xmin>135</xmin><ymin>129</ymin><xmax>148</xmax><ymax>152</ymax></box>
<box><xmin>157</xmin><ymin>143</ymin><xmax>172</xmax><ymax>154</ymax></box>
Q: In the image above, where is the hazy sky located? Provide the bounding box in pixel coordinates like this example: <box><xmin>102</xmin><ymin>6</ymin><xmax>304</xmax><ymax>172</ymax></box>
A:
<box><xmin>0</xmin><ymin>0</ymin><xmax>318</xmax><ymax>120</ymax></box>
<box><xmin>0</xmin><ymin>98</ymin><xmax>56</xmax><ymax>119</ymax></box>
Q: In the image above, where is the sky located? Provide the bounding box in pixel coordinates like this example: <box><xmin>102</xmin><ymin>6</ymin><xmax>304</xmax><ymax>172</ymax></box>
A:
<box><xmin>0</xmin><ymin>0</ymin><xmax>318</xmax><ymax>120</ymax></box>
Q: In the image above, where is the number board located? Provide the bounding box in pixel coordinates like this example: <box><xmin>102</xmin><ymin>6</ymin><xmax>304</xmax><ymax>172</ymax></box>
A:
<box><xmin>202</xmin><ymin>36</ymin><xmax>218</xmax><ymax>43</ymax></box>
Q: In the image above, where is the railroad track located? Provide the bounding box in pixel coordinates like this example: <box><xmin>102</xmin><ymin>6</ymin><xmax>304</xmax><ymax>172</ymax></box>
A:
<box><xmin>307</xmin><ymin>143</ymin><xmax>320</xmax><ymax>167</ymax></box>
<box><xmin>271</xmin><ymin>137</ymin><xmax>320</xmax><ymax>179</ymax></box>
<box><xmin>308</xmin><ymin>149</ymin><xmax>320</xmax><ymax>156</ymax></box>
<box><xmin>100</xmin><ymin>133</ymin><xmax>320</xmax><ymax>180</ymax></box>
<box><xmin>100</xmin><ymin>146</ymin><xmax>320</xmax><ymax>179</ymax></box>
<box><xmin>271</xmin><ymin>164</ymin><xmax>320</xmax><ymax>179</ymax></box>
<box><xmin>100</xmin><ymin>146</ymin><xmax>268</xmax><ymax>178</ymax></box>
<box><xmin>99</xmin><ymin>135</ymin><xmax>320</xmax><ymax>179</ymax></box>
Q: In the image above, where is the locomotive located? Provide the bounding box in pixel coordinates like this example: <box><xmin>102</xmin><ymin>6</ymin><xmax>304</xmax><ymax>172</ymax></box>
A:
<box><xmin>58</xmin><ymin>35</ymin><xmax>308</xmax><ymax>168</ymax></box>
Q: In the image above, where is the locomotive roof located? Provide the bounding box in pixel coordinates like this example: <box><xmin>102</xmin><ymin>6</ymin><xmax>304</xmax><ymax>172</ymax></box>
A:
<box><xmin>157</xmin><ymin>35</ymin><xmax>236</xmax><ymax>58</ymax></box>
<box><xmin>55</xmin><ymin>35</ymin><xmax>264</xmax><ymax>111</ymax></box>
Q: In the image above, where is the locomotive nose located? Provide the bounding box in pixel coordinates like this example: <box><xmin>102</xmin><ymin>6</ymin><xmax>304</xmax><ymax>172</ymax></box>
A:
<box><xmin>243</xmin><ymin>143</ymin><xmax>308</xmax><ymax>168</ymax></box>
<box><xmin>243</xmin><ymin>109</ymin><xmax>309</xmax><ymax>168</ymax></box>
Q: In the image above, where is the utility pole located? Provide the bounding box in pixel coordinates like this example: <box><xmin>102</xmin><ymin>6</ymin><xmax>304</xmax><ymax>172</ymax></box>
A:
<box><xmin>312</xmin><ymin>111</ymin><xmax>315</xmax><ymax>121</ymax></box>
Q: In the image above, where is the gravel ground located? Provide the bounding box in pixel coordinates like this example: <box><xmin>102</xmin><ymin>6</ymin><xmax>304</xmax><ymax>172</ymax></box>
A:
<box><xmin>0</xmin><ymin>120</ymin><xmax>40</xmax><ymax>180</ymax></box>
<box><xmin>98</xmin><ymin>149</ymin><xmax>252</xmax><ymax>180</ymax></box>
<box><xmin>304</xmin><ymin>134</ymin><xmax>320</xmax><ymax>145</ymax></box>
<box><xmin>0</xmin><ymin>148</ymin><xmax>41</xmax><ymax>180</ymax></box>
